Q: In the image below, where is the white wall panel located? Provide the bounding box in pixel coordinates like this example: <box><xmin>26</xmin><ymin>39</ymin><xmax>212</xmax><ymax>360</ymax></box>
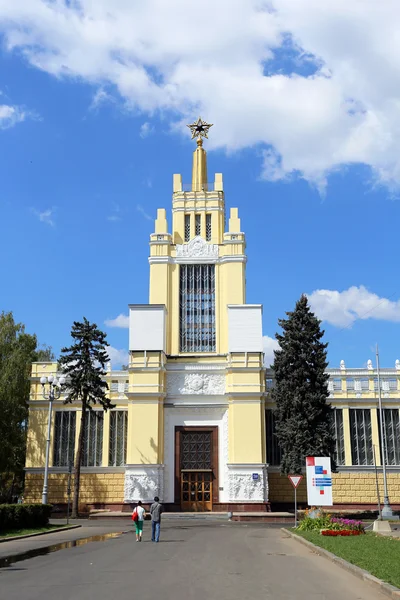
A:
<box><xmin>129</xmin><ymin>304</ymin><xmax>166</xmax><ymax>351</ymax></box>
<box><xmin>228</xmin><ymin>305</ymin><xmax>263</xmax><ymax>352</ymax></box>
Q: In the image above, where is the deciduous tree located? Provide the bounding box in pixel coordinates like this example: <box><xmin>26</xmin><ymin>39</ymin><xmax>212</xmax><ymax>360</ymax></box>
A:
<box><xmin>0</xmin><ymin>312</ymin><xmax>53</xmax><ymax>501</ymax></box>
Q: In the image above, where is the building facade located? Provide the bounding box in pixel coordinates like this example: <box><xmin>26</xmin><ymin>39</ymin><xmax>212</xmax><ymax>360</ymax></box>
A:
<box><xmin>25</xmin><ymin>128</ymin><xmax>400</xmax><ymax>511</ymax></box>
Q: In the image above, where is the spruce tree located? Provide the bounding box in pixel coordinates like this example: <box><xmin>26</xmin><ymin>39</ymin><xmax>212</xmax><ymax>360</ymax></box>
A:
<box><xmin>59</xmin><ymin>318</ymin><xmax>114</xmax><ymax>517</ymax></box>
<box><xmin>271</xmin><ymin>295</ymin><xmax>336</xmax><ymax>475</ymax></box>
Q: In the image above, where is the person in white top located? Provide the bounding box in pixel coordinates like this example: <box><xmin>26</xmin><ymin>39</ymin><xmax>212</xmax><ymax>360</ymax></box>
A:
<box><xmin>133</xmin><ymin>501</ymin><xmax>146</xmax><ymax>542</ymax></box>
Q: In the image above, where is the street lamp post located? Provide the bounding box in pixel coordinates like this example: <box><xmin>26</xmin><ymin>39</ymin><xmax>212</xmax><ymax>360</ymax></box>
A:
<box><xmin>40</xmin><ymin>374</ymin><xmax>65</xmax><ymax>505</ymax></box>
<box><xmin>375</xmin><ymin>345</ymin><xmax>394</xmax><ymax>519</ymax></box>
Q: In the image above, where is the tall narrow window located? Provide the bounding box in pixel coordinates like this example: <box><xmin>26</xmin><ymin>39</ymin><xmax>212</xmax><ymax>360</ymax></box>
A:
<box><xmin>265</xmin><ymin>409</ymin><xmax>282</xmax><ymax>466</ymax></box>
<box><xmin>350</xmin><ymin>409</ymin><xmax>373</xmax><ymax>465</ymax></box>
<box><xmin>195</xmin><ymin>214</ymin><xmax>201</xmax><ymax>237</ymax></box>
<box><xmin>378</xmin><ymin>409</ymin><xmax>400</xmax><ymax>465</ymax></box>
<box><xmin>206</xmin><ymin>214</ymin><xmax>212</xmax><ymax>241</ymax></box>
<box><xmin>82</xmin><ymin>411</ymin><xmax>103</xmax><ymax>467</ymax></box>
<box><xmin>333</xmin><ymin>408</ymin><xmax>345</xmax><ymax>466</ymax></box>
<box><xmin>109</xmin><ymin>411</ymin><xmax>128</xmax><ymax>466</ymax></box>
<box><xmin>179</xmin><ymin>264</ymin><xmax>216</xmax><ymax>352</ymax></box>
<box><xmin>184</xmin><ymin>214</ymin><xmax>191</xmax><ymax>242</ymax></box>
<box><xmin>53</xmin><ymin>411</ymin><xmax>76</xmax><ymax>467</ymax></box>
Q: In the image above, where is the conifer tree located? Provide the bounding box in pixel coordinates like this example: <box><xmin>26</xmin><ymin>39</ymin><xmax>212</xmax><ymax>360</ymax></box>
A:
<box><xmin>59</xmin><ymin>318</ymin><xmax>114</xmax><ymax>517</ymax></box>
<box><xmin>271</xmin><ymin>295</ymin><xmax>336</xmax><ymax>475</ymax></box>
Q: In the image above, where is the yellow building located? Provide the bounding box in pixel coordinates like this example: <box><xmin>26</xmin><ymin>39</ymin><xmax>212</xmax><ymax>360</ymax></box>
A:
<box><xmin>25</xmin><ymin>120</ymin><xmax>400</xmax><ymax>512</ymax></box>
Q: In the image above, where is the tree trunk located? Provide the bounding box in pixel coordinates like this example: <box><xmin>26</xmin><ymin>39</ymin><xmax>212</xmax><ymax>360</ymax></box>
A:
<box><xmin>72</xmin><ymin>402</ymin><xmax>86</xmax><ymax>518</ymax></box>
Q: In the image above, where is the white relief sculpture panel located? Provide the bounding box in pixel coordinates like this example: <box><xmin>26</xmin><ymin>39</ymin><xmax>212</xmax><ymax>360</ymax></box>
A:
<box><xmin>167</xmin><ymin>372</ymin><xmax>225</xmax><ymax>396</ymax></box>
<box><xmin>176</xmin><ymin>236</ymin><xmax>219</xmax><ymax>260</ymax></box>
<box><xmin>227</xmin><ymin>466</ymin><xmax>268</xmax><ymax>503</ymax></box>
<box><xmin>124</xmin><ymin>466</ymin><xmax>164</xmax><ymax>503</ymax></box>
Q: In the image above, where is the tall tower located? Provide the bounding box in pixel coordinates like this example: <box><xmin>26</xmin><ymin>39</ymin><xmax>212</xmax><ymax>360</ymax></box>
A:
<box><xmin>126</xmin><ymin>119</ymin><xmax>268</xmax><ymax>511</ymax></box>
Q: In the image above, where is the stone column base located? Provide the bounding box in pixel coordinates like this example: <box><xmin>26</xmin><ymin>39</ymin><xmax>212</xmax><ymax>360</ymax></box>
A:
<box><xmin>227</xmin><ymin>464</ymin><xmax>268</xmax><ymax>503</ymax></box>
<box><xmin>124</xmin><ymin>464</ymin><xmax>164</xmax><ymax>503</ymax></box>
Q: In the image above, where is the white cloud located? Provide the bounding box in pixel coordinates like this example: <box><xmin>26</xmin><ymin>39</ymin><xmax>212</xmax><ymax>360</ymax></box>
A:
<box><xmin>0</xmin><ymin>103</ymin><xmax>26</xmax><ymax>129</ymax></box>
<box><xmin>107</xmin><ymin>345</ymin><xmax>129</xmax><ymax>367</ymax></box>
<box><xmin>263</xmin><ymin>335</ymin><xmax>279</xmax><ymax>367</ymax></box>
<box><xmin>3</xmin><ymin>2</ymin><xmax>400</xmax><ymax>187</ymax></box>
<box><xmin>32</xmin><ymin>207</ymin><xmax>55</xmax><ymax>226</ymax></box>
<box><xmin>308</xmin><ymin>286</ymin><xmax>400</xmax><ymax>328</ymax></box>
<box><xmin>90</xmin><ymin>88</ymin><xmax>114</xmax><ymax>111</ymax></box>
<box><xmin>136</xmin><ymin>204</ymin><xmax>152</xmax><ymax>221</ymax></box>
<box><xmin>139</xmin><ymin>121</ymin><xmax>154</xmax><ymax>138</ymax></box>
<box><xmin>104</xmin><ymin>313</ymin><xmax>129</xmax><ymax>328</ymax></box>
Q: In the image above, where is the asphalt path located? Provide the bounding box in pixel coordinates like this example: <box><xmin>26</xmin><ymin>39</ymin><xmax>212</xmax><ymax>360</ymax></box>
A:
<box><xmin>0</xmin><ymin>520</ymin><xmax>387</xmax><ymax>600</ymax></box>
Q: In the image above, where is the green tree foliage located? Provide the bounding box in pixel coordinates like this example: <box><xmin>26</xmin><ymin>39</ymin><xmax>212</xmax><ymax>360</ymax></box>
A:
<box><xmin>59</xmin><ymin>318</ymin><xmax>114</xmax><ymax>517</ymax></box>
<box><xmin>0</xmin><ymin>312</ymin><xmax>54</xmax><ymax>502</ymax></box>
<box><xmin>271</xmin><ymin>295</ymin><xmax>336</xmax><ymax>475</ymax></box>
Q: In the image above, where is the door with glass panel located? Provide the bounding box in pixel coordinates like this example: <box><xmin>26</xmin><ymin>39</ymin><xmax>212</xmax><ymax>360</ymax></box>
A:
<box><xmin>175</xmin><ymin>428</ymin><xmax>217</xmax><ymax>512</ymax></box>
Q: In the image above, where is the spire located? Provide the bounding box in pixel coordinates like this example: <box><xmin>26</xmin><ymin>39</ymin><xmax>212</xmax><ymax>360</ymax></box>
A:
<box><xmin>192</xmin><ymin>137</ymin><xmax>207</xmax><ymax>191</ymax></box>
<box><xmin>187</xmin><ymin>117</ymin><xmax>213</xmax><ymax>192</ymax></box>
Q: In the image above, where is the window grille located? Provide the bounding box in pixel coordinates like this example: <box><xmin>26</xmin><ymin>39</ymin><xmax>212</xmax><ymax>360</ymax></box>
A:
<box><xmin>184</xmin><ymin>214</ymin><xmax>191</xmax><ymax>242</ymax></box>
<box><xmin>195</xmin><ymin>214</ymin><xmax>201</xmax><ymax>236</ymax></box>
<box><xmin>333</xmin><ymin>378</ymin><xmax>342</xmax><ymax>391</ymax></box>
<box><xmin>361</xmin><ymin>379</ymin><xmax>369</xmax><ymax>390</ymax></box>
<box><xmin>378</xmin><ymin>409</ymin><xmax>400</xmax><ymax>465</ymax></box>
<box><xmin>206</xmin><ymin>214</ymin><xmax>212</xmax><ymax>241</ymax></box>
<box><xmin>109</xmin><ymin>411</ymin><xmax>128</xmax><ymax>466</ymax></box>
<box><xmin>53</xmin><ymin>411</ymin><xmax>76</xmax><ymax>467</ymax></box>
<box><xmin>82</xmin><ymin>411</ymin><xmax>103</xmax><ymax>467</ymax></box>
<box><xmin>181</xmin><ymin>431</ymin><xmax>212</xmax><ymax>470</ymax></box>
<box><xmin>265</xmin><ymin>409</ymin><xmax>282</xmax><ymax>466</ymax></box>
<box><xmin>346</xmin><ymin>378</ymin><xmax>355</xmax><ymax>390</ymax></box>
<box><xmin>110</xmin><ymin>380</ymin><xmax>118</xmax><ymax>392</ymax></box>
<box><xmin>179</xmin><ymin>264</ymin><xmax>216</xmax><ymax>352</ymax></box>
<box><xmin>266</xmin><ymin>379</ymin><xmax>274</xmax><ymax>390</ymax></box>
<box><xmin>333</xmin><ymin>408</ymin><xmax>345</xmax><ymax>466</ymax></box>
<box><xmin>350</xmin><ymin>409</ymin><xmax>373</xmax><ymax>465</ymax></box>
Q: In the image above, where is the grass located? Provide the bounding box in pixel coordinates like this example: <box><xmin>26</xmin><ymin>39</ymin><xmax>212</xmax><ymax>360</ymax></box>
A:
<box><xmin>0</xmin><ymin>524</ymin><xmax>72</xmax><ymax>540</ymax></box>
<box><xmin>294</xmin><ymin>530</ymin><xmax>400</xmax><ymax>589</ymax></box>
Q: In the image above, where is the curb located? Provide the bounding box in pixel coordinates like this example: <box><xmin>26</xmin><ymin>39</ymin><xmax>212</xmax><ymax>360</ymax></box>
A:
<box><xmin>0</xmin><ymin>524</ymin><xmax>81</xmax><ymax>544</ymax></box>
<box><xmin>282</xmin><ymin>528</ymin><xmax>400</xmax><ymax>600</ymax></box>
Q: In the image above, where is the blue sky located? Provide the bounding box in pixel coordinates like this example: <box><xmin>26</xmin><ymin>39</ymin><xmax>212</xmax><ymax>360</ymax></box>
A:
<box><xmin>1</xmin><ymin>1</ymin><xmax>400</xmax><ymax>368</ymax></box>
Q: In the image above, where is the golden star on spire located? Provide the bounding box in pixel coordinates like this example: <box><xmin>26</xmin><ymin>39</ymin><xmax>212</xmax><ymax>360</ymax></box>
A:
<box><xmin>187</xmin><ymin>116</ymin><xmax>213</xmax><ymax>140</ymax></box>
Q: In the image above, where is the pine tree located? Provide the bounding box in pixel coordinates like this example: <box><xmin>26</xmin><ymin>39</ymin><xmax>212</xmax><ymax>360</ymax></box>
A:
<box><xmin>59</xmin><ymin>318</ymin><xmax>114</xmax><ymax>517</ymax></box>
<box><xmin>271</xmin><ymin>295</ymin><xmax>336</xmax><ymax>475</ymax></box>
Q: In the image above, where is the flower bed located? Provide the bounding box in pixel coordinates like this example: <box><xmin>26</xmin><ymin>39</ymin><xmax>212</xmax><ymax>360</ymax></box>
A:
<box><xmin>321</xmin><ymin>529</ymin><xmax>364</xmax><ymax>536</ymax></box>
<box><xmin>297</xmin><ymin>509</ymin><xmax>366</xmax><ymax>534</ymax></box>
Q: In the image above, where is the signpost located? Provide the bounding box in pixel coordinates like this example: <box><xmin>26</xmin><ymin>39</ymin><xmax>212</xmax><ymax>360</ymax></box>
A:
<box><xmin>288</xmin><ymin>475</ymin><xmax>303</xmax><ymax>527</ymax></box>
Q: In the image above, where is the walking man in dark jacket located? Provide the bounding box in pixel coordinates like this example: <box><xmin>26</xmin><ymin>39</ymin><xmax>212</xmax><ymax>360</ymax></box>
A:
<box><xmin>150</xmin><ymin>496</ymin><xmax>163</xmax><ymax>542</ymax></box>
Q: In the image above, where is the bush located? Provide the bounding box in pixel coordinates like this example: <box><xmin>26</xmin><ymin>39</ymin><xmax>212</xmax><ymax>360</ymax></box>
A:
<box><xmin>297</xmin><ymin>508</ymin><xmax>332</xmax><ymax>531</ymax></box>
<box><xmin>0</xmin><ymin>504</ymin><xmax>52</xmax><ymax>532</ymax></box>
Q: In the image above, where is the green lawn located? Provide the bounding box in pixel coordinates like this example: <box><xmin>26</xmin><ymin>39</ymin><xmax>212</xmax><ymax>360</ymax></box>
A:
<box><xmin>294</xmin><ymin>530</ymin><xmax>400</xmax><ymax>589</ymax></box>
<box><xmin>0</xmin><ymin>524</ymin><xmax>71</xmax><ymax>539</ymax></box>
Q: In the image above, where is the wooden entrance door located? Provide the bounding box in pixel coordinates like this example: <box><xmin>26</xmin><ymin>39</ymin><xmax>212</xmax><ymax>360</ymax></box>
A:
<box><xmin>181</xmin><ymin>471</ymin><xmax>212</xmax><ymax>511</ymax></box>
<box><xmin>175</xmin><ymin>428</ymin><xmax>218</xmax><ymax>512</ymax></box>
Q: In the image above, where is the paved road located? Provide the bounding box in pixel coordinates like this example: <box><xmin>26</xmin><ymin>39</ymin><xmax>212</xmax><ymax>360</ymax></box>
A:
<box><xmin>0</xmin><ymin>521</ymin><xmax>387</xmax><ymax>600</ymax></box>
